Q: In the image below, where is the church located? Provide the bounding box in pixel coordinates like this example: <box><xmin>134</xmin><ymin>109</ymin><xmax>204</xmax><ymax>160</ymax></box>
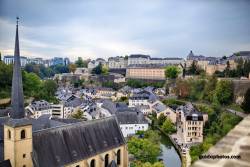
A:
<box><xmin>0</xmin><ymin>18</ymin><xmax>128</xmax><ymax>167</ymax></box>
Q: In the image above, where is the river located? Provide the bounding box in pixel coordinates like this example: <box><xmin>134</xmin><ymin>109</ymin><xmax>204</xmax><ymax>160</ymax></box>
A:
<box><xmin>158</xmin><ymin>132</ymin><xmax>182</xmax><ymax>167</ymax></box>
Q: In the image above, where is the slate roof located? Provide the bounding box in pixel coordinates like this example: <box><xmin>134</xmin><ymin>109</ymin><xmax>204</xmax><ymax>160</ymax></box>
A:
<box><xmin>129</xmin><ymin>54</ymin><xmax>150</xmax><ymax>59</ymax></box>
<box><xmin>5</xmin><ymin>118</ymin><xmax>32</xmax><ymax>128</ymax></box>
<box><xmin>177</xmin><ymin>103</ymin><xmax>203</xmax><ymax>121</ymax></box>
<box><xmin>116</xmin><ymin>111</ymin><xmax>148</xmax><ymax>124</ymax></box>
<box><xmin>64</xmin><ymin>96</ymin><xmax>85</xmax><ymax>107</ymax></box>
<box><xmin>32</xmin><ymin>116</ymin><xmax>125</xmax><ymax>167</ymax></box>
<box><xmin>152</xmin><ymin>102</ymin><xmax>167</xmax><ymax>113</ymax></box>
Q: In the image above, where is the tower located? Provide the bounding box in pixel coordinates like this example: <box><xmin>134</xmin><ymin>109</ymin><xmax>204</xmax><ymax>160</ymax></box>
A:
<box><xmin>4</xmin><ymin>17</ymin><xmax>33</xmax><ymax>167</ymax></box>
<box><xmin>10</xmin><ymin>17</ymin><xmax>25</xmax><ymax>119</ymax></box>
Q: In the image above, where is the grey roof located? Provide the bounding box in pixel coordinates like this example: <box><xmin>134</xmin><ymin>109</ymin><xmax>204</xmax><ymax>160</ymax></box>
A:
<box><xmin>152</xmin><ymin>102</ymin><xmax>167</xmax><ymax>113</ymax></box>
<box><xmin>29</xmin><ymin>100</ymin><xmax>50</xmax><ymax>111</ymax></box>
<box><xmin>101</xmin><ymin>100</ymin><xmax>117</xmax><ymax>114</ymax></box>
<box><xmin>129</xmin><ymin>54</ymin><xmax>150</xmax><ymax>59</ymax></box>
<box><xmin>177</xmin><ymin>103</ymin><xmax>203</xmax><ymax>121</ymax></box>
<box><xmin>32</xmin><ymin>116</ymin><xmax>125</xmax><ymax>167</ymax></box>
<box><xmin>64</xmin><ymin>96</ymin><xmax>85</xmax><ymax>107</ymax></box>
<box><xmin>150</xmin><ymin>57</ymin><xmax>183</xmax><ymax>60</ymax></box>
<box><xmin>130</xmin><ymin>90</ymin><xmax>155</xmax><ymax>100</ymax></box>
<box><xmin>5</xmin><ymin>118</ymin><xmax>32</xmax><ymax>128</ymax></box>
<box><xmin>10</xmin><ymin>20</ymin><xmax>25</xmax><ymax>119</ymax></box>
<box><xmin>116</xmin><ymin>111</ymin><xmax>148</xmax><ymax>124</ymax></box>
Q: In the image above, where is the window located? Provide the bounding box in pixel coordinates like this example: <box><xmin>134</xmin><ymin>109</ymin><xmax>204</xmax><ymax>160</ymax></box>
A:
<box><xmin>21</xmin><ymin>130</ymin><xmax>26</xmax><ymax>139</ymax></box>
<box><xmin>23</xmin><ymin>154</ymin><xmax>26</xmax><ymax>158</ymax></box>
<box><xmin>117</xmin><ymin>149</ymin><xmax>121</xmax><ymax>165</ymax></box>
<box><xmin>90</xmin><ymin>159</ymin><xmax>95</xmax><ymax>167</ymax></box>
<box><xmin>8</xmin><ymin>130</ymin><xmax>11</xmax><ymax>139</ymax></box>
<box><xmin>105</xmin><ymin>154</ymin><xmax>109</xmax><ymax>167</ymax></box>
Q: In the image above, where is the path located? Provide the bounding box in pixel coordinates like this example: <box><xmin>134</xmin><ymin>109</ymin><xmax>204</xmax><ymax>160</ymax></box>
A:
<box><xmin>225</xmin><ymin>108</ymin><xmax>247</xmax><ymax>118</ymax></box>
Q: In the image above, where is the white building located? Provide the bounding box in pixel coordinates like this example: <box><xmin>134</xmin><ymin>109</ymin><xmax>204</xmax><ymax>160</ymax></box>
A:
<box><xmin>116</xmin><ymin>111</ymin><xmax>149</xmax><ymax>137</ymax></box>
<box><xmin>128</xmin><ymin>90</ymin><xmax>155</xmax><ymax>107</ymax></box>
<box><xmin>108</xmin><ymin>56</ymin><xmax>128</xmax><ymax>69</ymax></box>
<box><xmin>87</xmin><ymin>58</ymin><xmax>106</xmax><ymax>69</ymax></box>
<box><xmin>28</xmin><ymin>57</ymin><xmax>44</xmax><ymax>65</ymax></box>
<box><xmin>4</xmin><ymin>55</ymin><xmax>28</xmax><ymax>67</ymax></box>
<box><xmin>128</xmin><ymin>54</ymin><xmax>150</xmax><ymax>65</ymax></box>
<box><xmin>25</xmin><ymin>100</ymin><xmax>65</xmax><ymax>119</ymax></box>
<box><xmin>127</xmin><ymin>54</ymin><xmax>184</xmax><ymax>66</ymax></box>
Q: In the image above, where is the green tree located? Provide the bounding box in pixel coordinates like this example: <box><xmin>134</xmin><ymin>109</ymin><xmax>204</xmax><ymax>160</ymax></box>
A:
<box><xmin>188</xmin><ymin>61</ymin><xmax>199</xmax><ymax>75</ymax></box>
<box><xmin>242</xmin><ymin>88</ymin><xmax>250</xmax><ymax>113</ymax></box>
<box><xmin>128</xmin><ymin>137</ymin><xmax>160</xmax><ymax>163</ymax></box>
<box><xmin>161</xmin><ymin>118</ymin><xmax>175</xmax><ymax>134</ymax></box>
<box><xmin>165</xmin><ymin>66</ymin><xmax>180</xmax><ymax>79</ymax></box>
<box><xmin>224</xmin><ymin>61</ymin><xmax>231</xmax><ymax>77</ymax></box>
<box><xmin>0</xmin><ymin>62</ymin><xmax>12</xmax><ymax>98</ymax></box>
<box><xmin>213</xmin><ymin>80</ymin><xmax>233</xmax><ymax>105</ymax></box>
<box><xmin>43</xmin><ymin>80</ymin><xmax>57</xmax><ymax>97</ymax></box>
<box><xmin>101</xmin><ymin>65</ymin><xmax>109</xmax><ymax>75</ymax></box>
<box><xmin>236</xmin><ymin>58</ymin><xmax>244</xmax><ymax>77</ymax></box>
<box><xmin>157</xmin><ymin>113</ymin><xmax>166</xmax><ymax>126</ymax></box>
<box><xmin>203</xmin><ymin>75</ymin><xmax>217</xmax><ymax>102</ymax></box>
<box><xmin>132</xmin><ymin>161</ymin><xmax>164</xmax><ymax>167</ymax></box>
<box><xmin>144</xmin><ymin>130</ymin><xmax>161</xmax><ymax>144</ymax></box>
<box><xmin>243</xmin><ymin>60</ymin><xmax>250</xmax><ymax>77</ymax></box>
<box><xmin>0</xmin><ymin>52</ymin><xmax>2</xmax><ymax>61</ymax></box>
<box><xmin>68</xmin><ymin>63</ymin><xmax>77</xmax><ymax>74</ymax></box>
<box><xmin>71</xmin><ymin>109</ymin><xmax>84</xmax><ymax>119</ymax></box>
<box><xmin>92</xmin><ymin>64</ymin><xmax>102</xmax><ymax>74</ymax></box>
<box><xmin>23</xmin><ymin>72</ymin><xmax>41</xmax><ymax>96</ymax></box>
<box><xmin>75</xmin><ymin>57</ymin><xmax>88</xmax><ymax>67</ymax></box>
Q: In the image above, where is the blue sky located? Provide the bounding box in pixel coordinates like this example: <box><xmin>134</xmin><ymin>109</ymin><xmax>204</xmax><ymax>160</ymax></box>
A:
<box><xmin>0</xmin><ymin>0</ymin><xmax>249</xmax><ymax>61</ymax></box>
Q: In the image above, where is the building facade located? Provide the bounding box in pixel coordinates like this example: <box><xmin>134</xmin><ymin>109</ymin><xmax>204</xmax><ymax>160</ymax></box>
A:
<box><xmin>3</xmin><ymin>55</ymin><xmax>28</xmax><ymax>67</ymax></box>
<box><xmin>108</xmin><ymin>56</ymin><xmax>128</xmax><ymax>69</ymax></box>
<box><xmin>126</xmin><ymin>64</ymin><xmax>166</xmax><ymax>80</ymax></box>
<box><xmin>176</xmin><ymin>103</ymin><xmax>207</xmax><ymax>144</ymax></box>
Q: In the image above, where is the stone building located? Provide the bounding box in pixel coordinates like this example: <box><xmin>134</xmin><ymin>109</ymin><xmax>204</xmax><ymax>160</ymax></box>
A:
<box><xmin>126</xmin><ymin>64</ymin><xmax>166</xmax><ymax>80</ymax></box>
<box><xmin>176</xmin><ymin>103</ymin><xmax>207</xmax><ymax>144</ymax></box>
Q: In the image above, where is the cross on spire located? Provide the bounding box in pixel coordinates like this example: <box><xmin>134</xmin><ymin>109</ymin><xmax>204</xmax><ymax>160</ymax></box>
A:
<box><xmin>16</xmin><ymin>16</ymin><xmax>19</xmax><ymax>25</ymax></box>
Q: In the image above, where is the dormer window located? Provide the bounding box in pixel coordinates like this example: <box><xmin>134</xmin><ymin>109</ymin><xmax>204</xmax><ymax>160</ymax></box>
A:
<box><xmin>21</xmin><ymin>130</ymin><xmax>26</xmax><ymax>139</ymax></box>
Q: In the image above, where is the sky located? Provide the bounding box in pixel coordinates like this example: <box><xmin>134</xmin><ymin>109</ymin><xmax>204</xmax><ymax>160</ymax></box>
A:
<box><xmin>0</xmin><ymin>0</ymin><xmax>250</xmax><ymax>61</ymax></box>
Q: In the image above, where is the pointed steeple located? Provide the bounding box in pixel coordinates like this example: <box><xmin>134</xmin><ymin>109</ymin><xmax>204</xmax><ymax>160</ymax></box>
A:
<box><xmin>10</xmin><ymin>17</ymin><xmax>25</xmax><ymax>119</ymax></box>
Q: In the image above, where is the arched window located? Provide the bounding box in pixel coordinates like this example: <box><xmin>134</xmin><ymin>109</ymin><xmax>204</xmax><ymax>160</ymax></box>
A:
<box><xmin>105</xmin><ymin>154</ymin><xmax>109</xmax><ymax>167</ymax></box>
<box><xmin>8</xmin><ymin>130</ymin><xmax>11</xmax><ymax>139</ymax></box>
<box><xmin>117</xmin><ymin>149</ymin><xmax>121</xmax><ymax>165</ymax></box>
<box><xmin>90</xmin><ymin>159</ymin><xmax>95</xmax><ymax>167</ymax></box>
<box><xmin>21</xmin><ymin>130</ymin><xmax>26</xmax><ymax>139</ymax></box>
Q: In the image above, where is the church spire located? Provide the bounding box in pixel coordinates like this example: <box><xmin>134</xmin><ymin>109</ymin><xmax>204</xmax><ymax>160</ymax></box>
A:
<box><xmin>10</xmin><ymin>17</ymin><xmax>25</xmax><ymax>119</ymax></box>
